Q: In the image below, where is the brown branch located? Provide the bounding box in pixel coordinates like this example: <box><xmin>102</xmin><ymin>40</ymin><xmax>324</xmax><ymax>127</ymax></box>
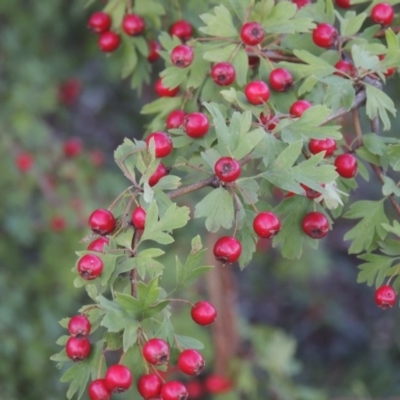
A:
<box><xmin>374</xmin><ymin>26</ymin><xmax>400</xmax><ymax>38</ymax></box>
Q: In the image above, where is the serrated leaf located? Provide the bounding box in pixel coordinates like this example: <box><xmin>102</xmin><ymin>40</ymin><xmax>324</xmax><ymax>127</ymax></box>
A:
<box><xmin>232</xmin><ymin>47</ymin><xmax>249</xmax><ymax>86</ymax></box>
<box><xmin>388</xmin><ymin>143</ymin><xmax>400</xmax><ymax>171</ymax></box>
<box><xmin>160</xmin><ymin>66</ymin><xmax>189</xmax><ymax>88</ymax></box>
<box><xmin>175</xmin><ymin>335</ymin><xmax>204</xmax><ymax>350</ymax></box>
<box><xmin>199</xmin><ymin>5</ymin><xmax>238</xmax><ymax>37</ymax></box>
<box><xmin>202</xmin><ymin>43</ymin><xmax>238</xmax><ymax>63</ymax></box>
<box><xmin>338</xmin><ymin>11</ymin><xmax>367</xmax><ymax>36</ymax></box>
<box><xmin>357</xmin><ymin>253</ymin><xmax>395</xmax><ymax>287</ymax></box>
<box><xmin>382</xmin><ymin>176</ymin><xmax>400</xmax><ymax>197</ymax></box>
<box><xmin>382</xmin><ymin>220</ymin><xmax>400</xmax><ymax>236</ymax></box>
<box><xmin>123</xmin><ymin>322</ymin><xmax>139</xmax><ymax>352</ymax></box>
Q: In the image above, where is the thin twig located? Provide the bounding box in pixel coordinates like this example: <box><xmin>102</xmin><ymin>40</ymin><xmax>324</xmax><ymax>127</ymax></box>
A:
<box><xmin>130</xmin><ymin>230</ymin><xmax>140</xmax><ymax>297</ymax></box>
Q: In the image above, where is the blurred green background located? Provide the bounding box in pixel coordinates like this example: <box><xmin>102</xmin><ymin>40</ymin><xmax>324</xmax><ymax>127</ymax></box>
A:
<box><xmin>1</xmin><ymin>1</ymin><xmax>400</xmax><ymax>399</ymax></box>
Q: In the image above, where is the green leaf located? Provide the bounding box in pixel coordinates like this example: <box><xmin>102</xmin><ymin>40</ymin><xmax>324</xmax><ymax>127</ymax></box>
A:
<box><xmin>121</xmin><ymin>40</ymin><xmax>138</xmax><ymax>79</ymax></box>
<box><xmin>141</xmin><ymin>97</ymin><xmax>182</xmax><ymax>116</ymax></box>
<box><xmin>232</xmin><ymin>47</ymin><xmax>249</xmax><ymax>86</ymax></box>
<box><xmin>202</xmin><ymin>43</ymin><xmax>238</xmax><ymax>63</ymax></box>
<box><xmin>382</xmin><ymin>220</ymin><xmax>400</xmax><ymax>236</ymax></box>
<box><xmin>199</xmin><ymin>5</ymin><xmax>238</xmax><ymax>37</ymax></box>
<box><xmin>382</xmin><ymin>176</ymin><xmax>400</xmax><ymax>196</ymax></box>
<box><xmin>388</xmin><ymin>143</ymin><xmax>400</xmax><ymax>171</ymax></box>
<box><xmin>123</xmin><ymin>322</ymin><xmax>139</xmax><ymax>352</ymax></box>
<box><xmin>323</xmin><ymin>76</ymin><xmax>355</xmax><ymax>111</ymax></box>
<box><xmin>338</xmin><ymin>11</ymin><xmax>367</xmax><ymax>36</ymax></box>
<box><xmin>175</xmin><ymin>335</ymin><xmax>204</xmax><ymax>350</ymax></box>
<box><xmin>160</xmin><ymin>66</ymin><xmax>189</xmax><ymax>88</ymax></box>
<box><xmin>357</xmin><ymin>253</ymin><xmax>395</xmax><ymax>287</ymax></box>
<box><xmin>156</xmin><ymin>316</ymin><xmax>175</xmax><ymax>345</ymax></box>
<box><xmin>122</xmin><ymin>344</ymin><xmax>146</xmax><ymax>380</ymax></box>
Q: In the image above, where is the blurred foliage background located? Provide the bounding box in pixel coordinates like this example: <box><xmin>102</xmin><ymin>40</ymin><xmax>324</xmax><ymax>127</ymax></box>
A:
<box><xmin>1</xmin><ymin>1</ymin><xmax>400</xmax><ymax>399</ymax></box>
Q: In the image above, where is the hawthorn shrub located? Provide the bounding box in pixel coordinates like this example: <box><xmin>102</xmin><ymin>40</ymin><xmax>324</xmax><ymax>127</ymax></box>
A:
<box><xmin>51</xmin><ymin>0</ymin><xmax>400</xmax><ymax>399</ymax></box>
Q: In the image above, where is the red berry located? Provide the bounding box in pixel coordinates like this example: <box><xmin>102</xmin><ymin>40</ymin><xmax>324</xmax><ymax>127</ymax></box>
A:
<box><xmin>122</xmin><ymin>13</ymin><xmax>145</xmax><ymax>36</ymax></box>
<box><xmin>58</xmin><ymin>78</ymin><xmax>82</xmax><ymax>106</ymax></box>
<box><xmin>68</xmin><ymin>315</ymin><xmax>91</xmax><ymax>337</ymax></box>
<box><xmin>309</xmin><ymin>138</ymin><xmax>337</xmax><ymax>157</ymax></box>
<box><xmin>211</xmin><ymin>62</ymin><xmax>236</xmax><ymax>86</ymax></box>
<box><xmin>88</xmin><ymin>209</ymin><xmax>116</xmax><ymax>235</ymax></box>
<box><xmin>161</xmin><ymin>381</ymin><xmax>188</xmax><ymax>400</ymax></box>
<box><xmin>334</xmin><ymin>60</ymin><xmax>357</xmax><ymax>78</ymax></box>
<box><xmin>64</xmin><ymin>138</ymin><xmax>83</xmax><ymax>157</ymax></box>
<box><xmin>16</xmin><ymin>152</ymin><xmax>33</xmax><ymax>172</ymax></box>
<box><xmin>204</xmin><ymin>374</ymin><xmax>233</xmax><ymax>394</ymax></box>
<box><xmin>88</xmin><ymin>379</ymin><xmax>112</xmax><ymax>400</ymax></box>
<box><xmin>244</xmin><ymin>81</ymin><xmax>270</xmax><ymax>105</ymax></box>
<box><xmin>88</xmin><ymin>237</ymin><xmax>110</xmax><ymax>253</ymax></box>
<box><xmin>292</xmin><ymin>0</ymin><xmax>312</xmax><ymax>8</ymax></box>
<box><xmin>143</xmin><ymin>338</ymin><xmax>170</xmax><ymax>365</ymax></box>
<box><xmin>148</xmin><ymin>163</ymin><xmax>169</xmax><ymax>186</ymax></box>
<box><xmin>131</xmin><ymin>206</ymin><xmax>146</xmax><ymax>230</ymax></box>
<box><xmin>155</xmin><ymin>78</ymin><xmax>179</xmax><ymax>97</ymax></box>
<box><xmin>213</xmin><ymin>236</ymin><xmax>242</xmax><ymax>264</ymax></box>
<box><xmin>371</xmin><ymin>2</ymin><xmax>394</xmax><ymax>26</ymax></box>
<box><xmin>170</xmin><ymin>45</ymin><xmax>194</xmax><ymax>68</ymax></box>
<box><xmin>253</xmin><ymin>211</ymin><xmax>281</xmax><ymax>239</ymax></box>
<box><xmin>214</xmin><ymin>157</ymin><xmax>241</xmax><ymax>183</ymax></box>
<box><xmin>98</xmin><ymin>31</ymin><xmax>120</xmax><ymax>52</ymax></box>
<box><xmin>375</xmin><ymin>285</ymin><xmax>396</xmax><ymax>309</ymax></box>
<box><xmin>178</xmin><ymin>349</ymin><xmax>205</xmax><ymax>376</ymax></box>
<box><xmin>379</xmin><ymin>55</ymin><xmax>397</xmax><ymax>77</ymax></box>
<box><xmin>66</xmin><ymin>337</ymin><xmax>91</xmax><ymax>361</ymax></box>
<box><xmin>169</xmin><ymin>20</ymin><xmax>193</xmax><ymax>41</ymax></box>
<box><xmin>269</xmin><ymin>68</ymin><xmax>293</xmax><ymax>92</ymax></box>
<box><xmin>166</xmin><ymin>109</ymin><xmax>186</xmax><ymax>129</ymax></box>
<box><xmin>334</xmin><ymin>153</ymin><xmax>358</xmax><ymax>178</ymax></box>
<box><xmin>240</xmin><ymin>22</ymin><xmax>265</xmax><ymax>46</ymax></box>
<box><xmin>335</xmin><ymin>0</ymin><xmax>351</xmax><ymax>8</ymax></box>
<box><xmin>312</xmin><ymin>23</ymin><xmax>338</xmax><ymax>48</ymax></box>
<box><xmin>146</xmin><ymin>132</ymin><xmax>173</xmax><ymax>158</ymax></box>
<box><xmin>50</xmin><ymin>215</ymin><xmax>66</xmax><ymax>232</ymax></box>
<box><xmin>88</xmin><ymin>12</ymin><xmax>111</xmax><ymax>34</ymax></box>
<box><xmin>105</xmin><ymin>364</ymin><xmax>133</xmax><ymax>393</ymax></box>
<box><xmin>260</xmin><ymin>113</ymin><xmax>278</xmax><ymax>131</ymax></box>
<box><xmin>77</xmin><ymin>254</ymin><xmax>104</xmax><ymax>280</ymax></box>
<box><xmin>300</xmin><ymin>184</ymin><xmax>324</xmax><ymax>200</ymax></box>
<box><xmin>191</xmin><ymin>301</ymin><xmax>217</xmax><ymax>326</ymax></box>
<box><xmin>137</xmin><ymin>373</ymin><xmax>163</xmax><ymax>398</ymax></box>
<box><xmin>302</xmin><ymin>211</ymin><xmax>329</xmax><ymax>239</ymax></box>
<box><xmin>183</xmin><ymin>112</ymin><xmax>210</xmax><ymax>138</ymax></box>
<box><xmin>186</xmin><ymin>380</ymin><xmax>204</xmax><ymax>399</ymax></box>
<box><xmin>290</xmin><ymin>100</ymin><xmax>312</xmax><ymax>117</ymax></box>
<box><xmin>147</xmin><ymin>40</ymin><xmax>161</xmax><ymax>63</ymax></box>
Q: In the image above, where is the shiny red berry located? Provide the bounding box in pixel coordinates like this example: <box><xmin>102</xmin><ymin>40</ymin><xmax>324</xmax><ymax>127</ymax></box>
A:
<box><xmin>334</xmin><ymin>153</ymin><xmax>358</xmax><ymax>178</ymax></box>
<box><xmin>170</xmin><ymin>45</ymin><xmax>194</xmax><ymax>68</ymax></box>
<box><xmin>214</xmin><ymin>157</ymin><xmax>241</xmax><ymax>183</ymax></box>
<box><xmin>309</xmin><ymin>138</ymin><xmax>337</xmax><ymax>157</ymax></box>
<box><xmin>68</xmin><ymin>315</ymin><xmax>91</xmax><ymax>337</ymax></box>
<box><xmin>64</xmin><ymin>138</ymin><xmax>83</xmax><ymax>157</ymax></box>
<box><xmin>161</xmin><ymin>381</ymin><xmax>188</xmax><ymax>400</ymax></box>
<box><xmin>143</xmin><ymin>338</ymin><xmax>170</xmax><ymax>365</ymax></box>
<box><xmin>88</xmin><ymin>209</ymin><xmax>116</xmax><ymax>235</ymax></box>
<box><xmin>290</xmin><ymin>100</ymin><xmax>312</xmax><ymax>117</ymax></box>
<box><xmin>105</xmin><ymin>365</ymin><xmax>133</xmax><ymax>393</ymax></box>
<box><xmin>335</xmin><ymin>0</ymin><xmax>351</xmax><ymax>8</ymax></box>
<box><xmin>131</xmin><ymin>207</ymin><xmax>146</xmax><ymax>230</ymax></box>
<box><xmin>260</xmin><ymin>113</ymin><xmax>278</xmax><ymax>130</ymax></box>
<box><xmin>148</xmin><ymin>163</ymin><xmax>169</xmax><ymax>186</ymax></box>
<box><xmin>155</xmin><ymin>78</ymin><xmax>179</xmax><ymax>97</ymax></box>
<box><xmin>147</xmin><ymin>40</ymin><xmax>161</xmax><ymax>63</ymax></box>
<box><xmin>169</xmin><ymin>20</ymin><xmax>193</xmax><ymax>41</ymax></box>
<box><xmin>213</xmin><ymin>236</ymin><xmax>242</xmax><ymax>264</ymax></box>
<box><xmin>371</xmin><ymin>2</ymin><xmax>394</xmax><ymax>26</ymax></box>
<box><xmin>191</xmin><ymin>301</ymin><xmax>217</xmax><ymax>326</ymax></box>
<box><xmin>204</xmin><ymin>374</ymin><xmax>233</xmax><ymax>394</ymax></box>
<box><xmin>253</xmin><ymin>211</ymin><xmax>281</xmax><ymax>239</ymax></box>
<box><xmin>301</xmin><ymin>184</ymin><xmax>324</xmax><ymax>200</ymax></box>
<box><xmin>178</xmin><ymin>349</ymin><xmax>205</xmax><ymax>376</ymax></box>
<box><xmin>98</xmin><ymin>31</ymin><xmax>120</xmax><ymax>52</ymax></box>
<box><xmin>375</xmin><ymin>285</ymin><xmax>396</xmax><ymax>309</ymax></box>
<box><xmin>379</xmin><ymin>55</ymin><xmax>397</xmax><ymax>77</ymax></box>
<box><xmin>211</xmin><ymin>62</ymin><xmax>236</xmax><ymax>86</ymax></box>
<box><xmin>87</xmin><ymin>237</ymin><xmax>110</xmax><ymax>253</ymax></box>
<box><xmin>292</xmin><ymin>0</ymin><xmax>312</xmax><ymax>8</ymax></box>
<box><xmin>269</xmin><ymin>68</ymin><xmax>293</xmax><ymax>92</ymax></box>
<box><xmin>137</xmin><ymin>373</ymin><xmax>163</xmax><ymax>398</ymax></box>
<box><xmin>146</xmin><ymin>132</ymin><xmax>173</xmax><ymax>158</ymax></box>
<box><xmin>77</xmin><ymin>254</ymin><xmax>104</xmax><ymax>280</ymax></box>
<box><xmin>88</xmin><ymin>12</ymin><xmax>111</xmax><ymax>34</ymax></box>
<box><xmin>16</xmin><ymin>152</ymin><xmax>33</xmax><ymax>172</ymax></box>
<box><xmin>244</xmin><ymin>81</ymin><xmax>270</xmax><ymax>105</ymax></box>
<box><xmin>334</xmin><ymin>60</ymin><xmax>357</xmax><ymax>78</ymax></box>
<box><xmin>166</xmin><ymin>109</ymin><xmax>186</xmax><ymax>129</ymax></box>
<box><xmin>312</xmin><ymin>23</ymin><xmax>338</xmax><ymax>48</ymax></box>
<box><xmin>240</xmin><ymin>22</ymin><xmax>265</xmax><ymax>46</ymax></box>
<box><xmin>183</xmin><ymin>112</ymin><xmax>210</xmax><ymax>138</ymax></box>
<box><xmin>302</xmin><ymin>211</ymin><xmax>329</xmax><ymax>239</ymax></box>
<box><xmin>66</xmin><ymin>337</ymin><xmax>91</xmax><ymax>361</ymax></box>
<box><xmin>122</xmin><ymin>13</ymin><xmax>145</xmax><ymax>36</ymax></box>
<box><xmin>88</xmin><ymin>379</ymin><xmax>112</xmax><ymax>400</ymax></box>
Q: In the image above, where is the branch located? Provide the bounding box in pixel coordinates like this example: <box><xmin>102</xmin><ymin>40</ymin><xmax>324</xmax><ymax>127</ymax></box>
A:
<box><xmin>130</xmin><ymin>230</ymin><xmax>140</xmax><ymax>297</ymax></box>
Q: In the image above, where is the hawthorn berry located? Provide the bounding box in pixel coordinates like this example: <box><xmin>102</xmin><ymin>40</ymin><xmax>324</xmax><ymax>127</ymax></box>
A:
<box><xmin>146</xmin><ymin>131</ymin><xmax>173</xmax><ymax>158</ymax></box>
<box><xmin>98</xmin><ymin>31</ymin><xmax>120</xmax><ymax>53</ymax></box>
<box><xmin>68</xmin><ymin>315</ymin><xmax>91</xmax><ymax>337</ymax></box>
<box><xmin>302</xmin><ymin>211</ymin><xmax>329</xmax><ymax>239</ymax></box>
<box><xmin>147</xmin><ymin>40</ymin><xmax>161</xmax><ymax>63</ymax></box>
<box><xmin>301</xmin><ymin>184</ymin><xmax>324</xmax><ymax>200</ymax></box>
<box><xmin>379</xmin><ymin>55</ymin><xmax>397</xmax><ymax>77</ymax></box>
<box><xmin>334</xmin><ymin>60</ymin><xmax>357</xmax><ymax>78</ymax></box>
<box><xmin>183</xmin><ymin>112</ymin><xmax>210</xmax><ymax>138</ymax></box>
<box><xmin>50</xmin><ymin>215</ymin><xmax>66</xmax><ymax>232</ymax></box>
<box><xmin>64</xmin><ymin>138</ymin><xmax>83</xmax><ymax>157</ymax></box>
<box><xmin>88</xmin><ymin>209</ymin><xmax>116</xmax><ymax>235</ymax></box>
<box><xmin>137</xmin><ymin>373</ymin><xmax>163</xmax><ymax>398</ymax></box>
<box><xmin>186</xmin><ymin>380</ymin><xmax>204</xmax><ymax>399</ymax></box>
<box><xmin>375</xmin><ymin>285</ymin><xmax>396</xmax><ymax>309</ymax></box>
<box><xmin>148</xmin><ymin>163</ymin><xmax>169</xmax><ymax>186</ymax></box>
<box><xmin>335</xmin><ymin>0</ymin><xmax>351</xmax><ymax>8</ymax></box>
<box><xmin>269</xmin><ymin>68</ymin><xmax>293</xmax><ymax>92</ymax></box>
<box><xmin>105</xmin><ymin>364</ymin><xmax>133</xmax><ymax>393</ymax></box>
<box><xmin>166</xmin><ymin>109</ymin><xmax>186</xmax><ymax>129</ymax></box>
<box><xmin>371</xmin><ymin>2</ymin><xmax>394</xmax><ymax>26</ymax></box>
<box><xmin>309</xmin><ymin>138</ymin><xmax>337</xmax><ymax>157</ymax></box>
<box><xmin>240</xmin><ymin>22</ymin><xmax>265</xmax><ymax>46</ymax></box>
<box><xmin>292</xmin><ymin>0</ymin><xmax>312</xmax><ymax>7</ymax></box>
<box><xmin>88</xmin><ymin>12</ymin><xmax>111</xmax><ymax>34</ymax></box>
<box><xmin>334</xmin><ymin>153</ymin><xmax>358</xmax><ymax>178</ymax></box>
<box><xmin>260</xmin><ymin>112</ymin><xmax>278</xmax><ymax>130</ymax></box>
<box><xmin>290</xmin><ymin>99</ymin><xmax>312</xmax><ymax>117</ymax></box>
<box><xmin>161</xmin><ymin>381</ymin><xmax>189</xmax><ymax>400</ymax></box>
<box><xmin>16</xmin><ymin>152</ymin><xmax>33</xmax><ymax>172</ymax></box>
<box><xmin>244</xmin><ymin>81</ymin><xmax>270</xmax><ymax>105</ymax></box>
<box><xmin>312</xmin><ymin>23</ymin><xmax>338</xmax><ymax>48</ymax></box>
<box><xmin>87</xmin><ymin>237</ymin><xmax>110</xmax><ymax>253</ymax></box>
<box><xmin>88</xmin><ymin>379</ymin><xmax>111</xmax><ymax>400</ymax></box>
<box><xmin>169</xmin><ymin>20</ymin><xmax>193</xmax><ymax>41</ymax></box>
<box><xmin>214</xmin><ymin>157</ymin><xmax>241</xmax><ymax>183</ymax></box>
<box><xmin>205</xmin><ymin>374</ymin><xmax>233</xmax><ymax>394</ymax></box>
<box><xmin>77</xmin><ymin>254</ymin><xmax>104</xmax><ymax>280</ymax></box>
<box><xmin>131</xmin><ymin>206</ymin><xmax>146</xmax><ymax>230</ymax></box>
<box><xmin>155</xmin><ymin>78</ymin><xmax>179</xmax><ymax>97</ymax></box>
<box><xmin>178</xmin><ymin>349</ymin><xmax>205</xmax><ymax>376</ymax></box>
<box><xmin>213</xmin><ymin>236</ymin><xmax>242</xmax><ymax>264</ymax></box>
<box><xmin>65</xmin><ymin>337</ymin><xmax>91</xmax><ymax>361</ymax></box>
<box><xmin>211</xmin><ymin>62</ymin><xmax>236</xmax><ymax>86</ymax></box>
<box><xmin>143</xmin><ymin>338</ymin><xmax>170</xmax><ymax>365</ymax></box>
<box><xmin>122</xmin><ymin>13</ymin><xmax>145</xmax><ymax>36</ymax></box>
<box><xmin>191</xmin><ymin>301</ymin><xmax>217</xmax><ymax>326</ymax></box>
<box><xmin>253</xmin><ymin>211</ymin><xmax>281</xmax><ymax>239</ymax></box>
<box><xmin>58</xmin><ymin>78</ymin><xmax>82</xmax><ymax>106</ymax></box>
<box><xmin>170</xmin><ymin>45</ymin><xmax>194</xmax><ymax>68</ymax></box>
